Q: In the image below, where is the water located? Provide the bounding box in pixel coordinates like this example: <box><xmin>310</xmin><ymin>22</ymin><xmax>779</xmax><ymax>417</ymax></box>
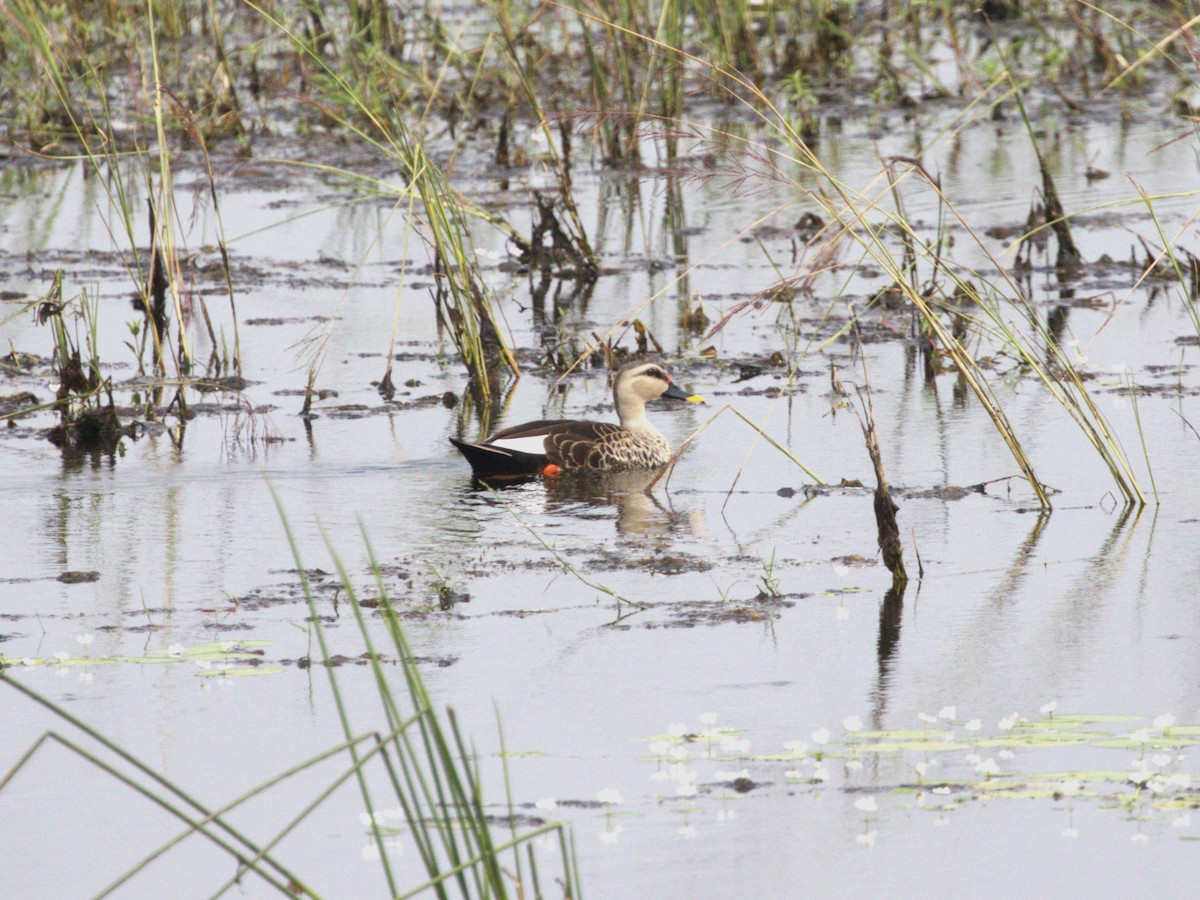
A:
<box><xmin>2</xmin><ymin>98</ymin><xmax>1199</xmax><ymax>897</ymax></box>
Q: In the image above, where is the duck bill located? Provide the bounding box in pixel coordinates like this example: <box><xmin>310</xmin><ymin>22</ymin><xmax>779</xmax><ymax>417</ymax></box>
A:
<box><xmin>662</xmin><ymin>381</ymin><xmax>705</xmax><ymax>404</ymax></box>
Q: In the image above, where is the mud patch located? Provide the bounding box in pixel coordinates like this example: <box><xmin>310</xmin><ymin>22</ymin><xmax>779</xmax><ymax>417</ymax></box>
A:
<box><xmin>628</xmin><ymin>592</ymin><xmax>803</xmax><ymax>629</ymax></box>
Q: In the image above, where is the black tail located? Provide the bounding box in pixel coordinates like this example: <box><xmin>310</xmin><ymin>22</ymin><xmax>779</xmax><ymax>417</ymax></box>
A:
<box><xmin>449</xmin><ymin>437</ymin><xmax>548</xmax><ymax>478</ymax></box>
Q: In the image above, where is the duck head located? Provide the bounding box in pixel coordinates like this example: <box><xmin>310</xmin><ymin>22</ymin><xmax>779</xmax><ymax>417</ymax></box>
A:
<box><xmin>614</xmin><ymin>361</ymin><xmax>704</xmax><ymax>428</ymax></box>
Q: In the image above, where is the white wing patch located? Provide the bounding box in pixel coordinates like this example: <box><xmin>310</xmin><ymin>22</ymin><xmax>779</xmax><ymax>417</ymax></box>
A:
<box><xmin>489</xmin><ymin>435</ymin><xmax>549</xmax><ymax>455</ymax></box>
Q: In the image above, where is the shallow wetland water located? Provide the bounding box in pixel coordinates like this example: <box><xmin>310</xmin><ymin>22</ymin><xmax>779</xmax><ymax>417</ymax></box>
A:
<box><xmin>3</xmin><ymin>4</ymin><xmax>1200</xmax><ymax>897</ymax></box>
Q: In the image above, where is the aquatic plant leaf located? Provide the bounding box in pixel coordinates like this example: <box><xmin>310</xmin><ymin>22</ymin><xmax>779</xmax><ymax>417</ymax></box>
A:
<box><xmin>196</xmin><ymin>667</ymin><xmax>284</xmax><ymax>678</ymax></box>
<box><xmin>854</xmin><ymin>741</ymin><xmax>972</xmax><ymax>753</ymax></box>
<box><xmin>1</xmin><ymin>641</ymin><xmax>273</xmax><ymax>669</ymax></box>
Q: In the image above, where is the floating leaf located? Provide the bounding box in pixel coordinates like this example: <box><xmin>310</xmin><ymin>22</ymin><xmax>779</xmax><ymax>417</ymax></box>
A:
<box><xmin>197</xmin><ymin>666</ymin><xmax>284</xmax><ymax>678</ymax></box>
<box><xmin>2</xmin><ymin>641</ymin><xmax>273</xmax><ymax>670</ymax></box>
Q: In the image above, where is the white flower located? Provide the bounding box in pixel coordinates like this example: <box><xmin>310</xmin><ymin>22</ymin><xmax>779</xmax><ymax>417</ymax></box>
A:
<box><xmin>599</xmin><ymin>825</ymin><xmax>623</xmax><ymax>844</ymax></box>
<box><xmin>669</xmin><ymin>764</ymin><xmax>692</xmax><ymax>782</ymax></box>
<box><xmin>854</xmin><ymin>796</ymin><xmax>878</xmax><ymax>812</ymax></box>
<box><xmin>1154</xmin><ymin>714</ymin><xmax>1176</xmax><ymax>730</ymax></box>
<box><xmin>76</xmin><ymin>634</ymin><xmax>94</xmax><ymax>646</ymax></box>
<box><xmin>194</xmin><ymin>659</ymin><xmax>213</xmax><ymax>670</ymax></box>
<box><xmin>917</xmin><ymin>712</ymin><xmax>937</xmax><ymax>724</ymax></box>
<box><xmin>699</xmin><ymin>712</ymin><xmax>718</xmax><ymax>725</ymax></box>
<box><xmin>648</xmin><ymin>740</ymin><xmax>670</xmax><ymax>755</ymax></box>
<box><xmin>783</xmin><ymin>740</ymin><xmax>808</xmax><ymax>755</ymax></box>
<box><xmin>1131</xmin><ymin>833</ymin><xmax>1150</xmax><ymax>843</ymax></box>
<box><xmin>535</xmin><ymin>798</ymin><xmax>557</xmax><ymax>810</ymax></box>
<box><xmin>78</xmin><ymin>671</ymin><xmax>94</xmax><ymax>683</ymax></box>
<box><xmin>668</xmin><ymin>723</ymin><xmax>687</xmax><ymax>737</ymax></box>
<box><xmin>965</xmin><ymin>754</ymin><xmax>982</xmax><ymax>766</ymax></box>
<box><xmin>650</xmin><ymin>770</ymin><xmax>669</xmax><ymax>782</ymax></box>
<box><xmin>932</xmin><ymin>787</ymin><xmax>951</xmax><ymax>795</ymax></box>
<box><xmin>784</xmin><ymin>769</ymin><xmax>802</xmax><ymax>779</ymax></box>
<box><xmin>964</xmin><ymin>719</ymin><xmax>982</xmax><ymax>732</ymax></box>
<box><xmin>1040</xmin><ymin>701</ymin><xmax>1058</xmax><ymax>715</ymax></box>
<box><xmin>668</xmin><ymin>765</ymin><xmax>695</xmax><ymax>783</ymax></box>
<box><xmin>219</xmin><ymin>641</ymin><xmax>235</xmax><ymax>652</ymax></box>
<box><xmin>1062</xmin><ymin>827</ymin><xmax>1079</xmax><ymax>839</ymax></box>
<box><xmin>669</xmin><ymin>745</ymin><xmax>690</xmax><ymax>760</ymax></box>
<box><xmin>855</xmin><ymin>830</ymin><xmax>877</xmax><ymax>847</ymax></box>
<box><xmin>834</xmin><ymin>565</ymin><xmax>849</xmax><ymax>578</ymax></box>
<box><xmin>845</xmin><ymin>759</ymin><xmax>863</xmax><ymax>771</ymax></box>
<box><xmin>811</xmin><ymin>728</ymin><xmax>830</xmax><ymax>745</ymax></box>
<box><xmin>1169</xmin><ymin>773</ymin><xmax>1192</xmax><ymax>789</ymax></box>
<box><xmin>1173</xmin><ymin>813</ymin><xmax>1191</xmax><ymax>828</ymax></box>
<box><xmin>721</xmin><ymin>738</ymin><xmax>751</xmax><ymax>755</ymax></box>
<box><xmin>717</xmin><ymin>808</ymin><xmax>737</xmax><ymax>822</ymax></box>
<box><xmin>167</xmin><ymin>643</ymin><xmax>185</xmax><ymax>657</ymax></box>
<box><xmin>596</xmin><ymin>788</ymin><xmax>624</xmax><ymax>805</ymax></box>
<box><xmin>676</xmin><ymin>783</ymin><xmax>698</xmax><ymax>797</ymax></box>
<box><xmin>998</xmin><ymin>749</ymin><xmax>1015</xmax><ymax>760</ymax></box>
<box><xmin>843</xmin><ymin>716</ymin><xmax>863</xmax><ymax>733</ymax></box>
<box><xmin>21</xmin><ymin>658</ymin><xmax>36</xmax><ymax>667</ymax></box>
<box><xmin>54</xmin><ymin>651</ymin><xmax>70</xmax><ymax>661</ymax></box>
<box><xmin>812</xmin><ymin>765</ymin><xmax>829</xmax><ymax>782</ymax></box>
<box><xmin>975</xmin><ymin>759</ymin><xmax>1000</xmax><ymax>776</ymax></box>
<box><xmin>1152</xmin><ymin>753</ymin><xmax>1172</xmax><ymax>768</ymax></box>
<box><xmin>914</xmin><ymin>762</ymin><xmax>928</xmax><ymax>779</ymax></box>
<box><xmin>1128</xmin><ymin>729</ymin><xmax>1150</xmax><ymax>744</ymax></box>
<box><xmin>939</xmin><ymin>706</ymin><xmax>956</xmax><ymax>721</ymax></box>
<box><xmin>998</xmin><ymin>714</ymin><xmax>1019</xmax><ymax>731</ymax></box>
<box><xmin>1059</xmin><ymin>781</ymin><xmax>1081</xmax><ymax>795</ymax></box>
<box><xmin>835</xmin><ymin>606</ymin><xmax>850</xmax><ymax>621</ymax></box>
<box><xmin>678</xmin><ymin>825</ymin><xmax>697</xmax><ymax>839</ymax></box>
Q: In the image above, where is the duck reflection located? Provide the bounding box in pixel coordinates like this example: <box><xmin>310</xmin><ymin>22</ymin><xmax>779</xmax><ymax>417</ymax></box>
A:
<box><xmin>471</xmin><ymin>468</ymin><xmax>702</xmax><ymax>538</ymax></box>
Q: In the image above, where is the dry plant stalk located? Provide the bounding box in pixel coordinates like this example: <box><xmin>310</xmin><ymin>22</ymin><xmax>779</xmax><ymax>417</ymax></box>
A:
<box><xmin>832</xmin><ymin>357</ymin><xmax>906</xmax><ymax>592</ymax></box>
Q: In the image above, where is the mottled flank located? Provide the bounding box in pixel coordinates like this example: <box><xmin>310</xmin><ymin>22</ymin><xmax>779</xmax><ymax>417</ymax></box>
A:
<box><xmin>547</xmin><ymin>422</ymin><xmax>672</xmax><ymax>471</ymax></box>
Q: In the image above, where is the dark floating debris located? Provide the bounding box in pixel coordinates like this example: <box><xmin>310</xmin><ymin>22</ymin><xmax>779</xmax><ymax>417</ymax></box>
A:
<box><xmin>57</xmin><ymin>571</ymin><xmax>100</xmax><ymax>584</ymax></box>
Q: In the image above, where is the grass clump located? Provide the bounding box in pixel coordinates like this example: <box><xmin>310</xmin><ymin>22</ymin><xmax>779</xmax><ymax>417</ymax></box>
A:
<box><xmin>0</xmin><ymin>496</ymin><xmax>579</xmax><ymax>897</ymax></box>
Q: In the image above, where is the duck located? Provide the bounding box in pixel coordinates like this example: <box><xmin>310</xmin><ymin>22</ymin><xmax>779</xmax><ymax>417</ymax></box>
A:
<box><xmin>449</xmin><ymin>361</ymin><xmax>704</xmax><ymax>478</ymax></box>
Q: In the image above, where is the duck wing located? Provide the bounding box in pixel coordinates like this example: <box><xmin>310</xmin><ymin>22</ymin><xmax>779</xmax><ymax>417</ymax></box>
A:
<box><xmin>488</xmin><ymin>419</ymin><xmax>623</xmax><ymax>469</ymax></box>
<box><xmin>487</xmin><ymin>420</ymin><xmax>624</xmax><ymax>468</ymax></box>
<box><xmin>450</xmin><ymin>420</ymin><xmax>621</xmax><ymax>476</ymax></box>
<box><xmin>542</xmin><ymin>421</ymin><xmax>624</xmax><ymax>469</ymax></box>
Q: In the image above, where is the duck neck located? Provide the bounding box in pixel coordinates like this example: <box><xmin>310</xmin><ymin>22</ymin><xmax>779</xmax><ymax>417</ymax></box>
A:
<box><xmin>616</xmin><ymin>395</ymin><xmax>652</xmax><ymax>431</ymax></box>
